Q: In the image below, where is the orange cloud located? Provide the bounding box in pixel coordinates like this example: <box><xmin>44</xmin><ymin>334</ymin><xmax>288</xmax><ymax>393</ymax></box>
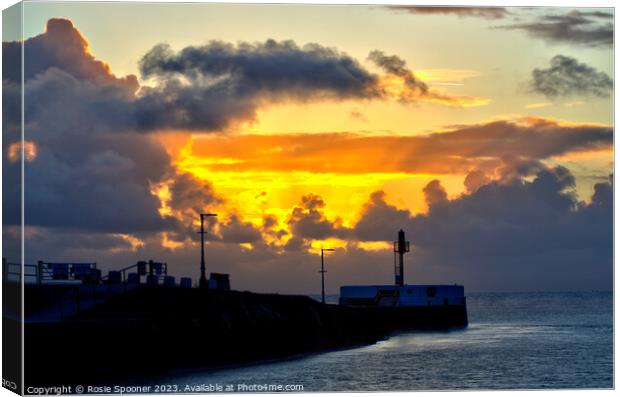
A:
<box><xmin>524</xmin><ymin>102</ymin><xmax>553</xmax><ymax>109</ymax></box>
<box><xmin>177</xmin><ymin>117</ymin><xmax>611</xmax><ymax>175</ymax></box>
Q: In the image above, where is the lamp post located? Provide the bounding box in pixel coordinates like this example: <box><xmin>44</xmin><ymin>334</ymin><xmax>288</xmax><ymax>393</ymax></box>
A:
<box><xmin>320</xmin><ymin>248</ymin><xmax>335</xmax><ymax>304</ymax></box>
<box><xmin>199</xmin><ymin>213</ymin><xmax>217</xmax><ymax>289</ymax></box>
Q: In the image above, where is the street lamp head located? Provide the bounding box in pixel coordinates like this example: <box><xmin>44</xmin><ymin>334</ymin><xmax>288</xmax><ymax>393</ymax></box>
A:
<box><xmin>322</xmin><ymin>248</ymin><xmax>335</xmax><ymax>252</ymax></box>
<box><xmin>201</xmin><ymin>213</ymin><xmax>218</xmax><ymax>218</ymax></box>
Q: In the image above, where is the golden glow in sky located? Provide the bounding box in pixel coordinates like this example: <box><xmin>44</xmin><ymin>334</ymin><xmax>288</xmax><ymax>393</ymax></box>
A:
<box><xmin>14</xmin><ymin>3</ymin><xmax>614</xmax><ymax>265</ymax></box>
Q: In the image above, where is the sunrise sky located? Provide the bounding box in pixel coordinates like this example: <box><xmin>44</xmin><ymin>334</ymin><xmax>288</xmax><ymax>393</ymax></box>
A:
<box><xmin>2</xmin><ymin>2</ymin><xmax>614</xmax><ymax>293</ymax></box>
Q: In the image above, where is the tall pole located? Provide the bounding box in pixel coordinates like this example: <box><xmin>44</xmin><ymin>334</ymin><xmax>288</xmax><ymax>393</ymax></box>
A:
<box><xmin>320</xmin><ymin>248</ymin><xmax>334</xmax><ymax>304</ymax></box>
<box><xmin>199</xmin><ymin>213</ymin><xmax>217</xmax><ymax>289</ymax></box>
<box><xmin>321</xmin><ymin>250</ymin><xmax>325</xmax><ymax>304</ymax></box>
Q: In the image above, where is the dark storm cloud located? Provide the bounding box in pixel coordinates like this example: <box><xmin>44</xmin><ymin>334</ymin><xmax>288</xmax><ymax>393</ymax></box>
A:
<box><xmin>7</xmin><ymin>18</ymin><xmax>480</xmax><ymax>142</ymax></box>
<box><xmin>7</xmin><ymin>18</ymin><xmax>404</xmax><ymax>243</ymax></box>
<box><xmin>0</xmin><ymin>21</ymin><xmax>172</xmax><ymax>238</ymax></box>
<box><xmin>2</xmin><ymin>19</ymin><xmax>176</xmax><ymax>235</ymax></box>
<box><xmin>7</xmin><ymin>133</ymin><xmax>179</xmax><ymax>234</ymax></box>
<box><xmin>168</xmin><ymin>173</ymin><xmax>223</xmax><ymax>214</ymax></box>
<box><xmin>391</xmin><ymin>6</ymin><xmax>509</xmax><ymax>19</ymax></box>
<box><xmin>11</xmin><ymin>167</ymin><xmax>612</xmax><ymax>292</ymax></box>
<box><xmin>272</xmin><ymin>164</ymin><xmax>611</xmax><ymax>291</ymax></box>
<box><xmin>137</xmin><ymin>40</ymin><xmax>381</xmax><ymax>131</ymax></box>
<box><xmin>3</xmin><ymin>18</ymin><xmax>138</xmax><ymax>91</ymax></box>
<box><xmin>530</xmin><ymin>55</ymin><xmax>613</xmax><ymax>99</ymax></box>
<box><xmin>348</xmin><ymin>167</ymin><xmax>612</xmax><ymax>290</ymax></box>
<box><xmin>137</xmin><ymin>39</ymin><xmax>485</xmax><ymax>131</ymax></box>
<box><xmin>498</xmin><ymin>10</ymin><xmax>613</xmax><ymax>47</ymax></box>
<box><xmin>140</xmin><ymin>40</ymin><xmax>378</xmax><ymax>99</ymax></box>
<box><xmin>3</xmin><ymin>17</ymin><xmax>612</xmax><ymax>293</ymax></box>
<box><xmin>6</xmin><ymin>18</ymin><xmax>384</xmax><ymax>136</ymax></box>
<box><xmin>217</xmin><ymin>214</ymin><xmax>264</xmax><ymax>244</ymax></box>
<box><xmin>3</xmin><ymin>226</ymin><xmax>146</xmax><ymax>265</ymax></box>
<box><xmin>407</xmin><ymin>166</ymin><xmax>610</xmax><ymax>259</ymax></box>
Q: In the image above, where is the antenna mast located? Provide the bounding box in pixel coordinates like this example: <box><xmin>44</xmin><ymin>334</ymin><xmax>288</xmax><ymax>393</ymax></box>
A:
<box><xmin>393</xmin><ymin>229</ymin><xmax>410</xmax><ymax>287</ymax></box>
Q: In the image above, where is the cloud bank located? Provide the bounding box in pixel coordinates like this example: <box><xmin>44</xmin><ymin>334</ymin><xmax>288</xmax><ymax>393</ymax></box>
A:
<box><xmin>280</xmin><ymin>167</ymin><xmax>612</xmax><ymax>291</ymax></box>
<box><xmin>2</xmin><ymin>18</ymin><xmax>612</xmax><ymax>293</ymax></box>
<box><xmin>499</xmin><ymin>9</ymin><xmax>613</xmax><ymax>47</ymax></box>
<box><xmin>182</xmin><ymin>117</ymin><xmax>612</xmax><ymax>174</ymax></box>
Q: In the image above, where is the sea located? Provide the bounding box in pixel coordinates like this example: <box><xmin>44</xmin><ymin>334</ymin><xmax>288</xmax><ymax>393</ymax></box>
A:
<box><xmin>159</xmin><ymin>292</ymin><xmax>613</xmax><ymax>391</ymax></box>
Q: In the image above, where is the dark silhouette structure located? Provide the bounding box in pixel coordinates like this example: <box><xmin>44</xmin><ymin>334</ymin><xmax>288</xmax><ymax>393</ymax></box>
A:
<box><xmin>198</xmin><ymin>213</ymin><xmax>217</xmax><ymax>289</ymax></box>
<box><xmin>320</xmin><ymin>248</ymin><xmax>334</xmax><ymax>304</ymax></box>
<box><xmin>21</xmin><ymin>286</ymin><xmax>467</xmax><ymax>387</ymax></box>
<box><xmin>393</xmin><ymin>229</ymin><xmax>410</xmax><ymax>286</ymax></box>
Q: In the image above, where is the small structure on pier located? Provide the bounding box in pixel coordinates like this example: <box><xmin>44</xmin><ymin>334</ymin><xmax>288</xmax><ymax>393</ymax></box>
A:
<box><xmin>339</xmin><ymin>230</ymin><xmax>466</xmax><ymax>308</ymax></box>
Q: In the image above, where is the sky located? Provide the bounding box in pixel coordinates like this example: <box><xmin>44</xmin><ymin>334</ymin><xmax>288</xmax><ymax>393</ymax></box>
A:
<box><xmin>2</xmin><ymin>2</ymin><xmax>614</xmax><ymax>293</ymax></box>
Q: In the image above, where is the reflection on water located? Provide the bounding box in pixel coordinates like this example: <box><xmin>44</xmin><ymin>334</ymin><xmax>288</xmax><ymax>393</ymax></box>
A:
<box><xmin>160</xmin><ymin>292</ymin><xmax>612</xmax><ymax>391</ymax></box>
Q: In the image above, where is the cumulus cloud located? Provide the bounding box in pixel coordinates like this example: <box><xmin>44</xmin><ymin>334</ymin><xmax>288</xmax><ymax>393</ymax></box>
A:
<box><xmin>262</xmin><ymin>214</ymin><xmax>288</xmax><ymax>242</ymax></box>
<box><xmin>349</xmin><ymin>167</ymin><xmax>612</xmax><ymax>290</ymax></box>
<box><xmin>495</xmin><ymin>156</ymin><xmax>546</xmax><ymax>182</ymax></box>
<box><xmin>168</xmin><ymin>173</ymin><xmax>223</xmax><ymax>215</ymax></box>
<box><xmin>405</xmin><ymin>166</ymin><xmax>608</xmax><ymax>258</ymax></box>
<box><xmin>217</xmin><ymin>214</ymin><xmax>263</xmax><ymax>244</ymax></box>
<box><xmin>136</xmin><ymin>40</ymin><xmax>384</xmax><ymax>131</ymax></box>
<box><xmin>2</xmin><ymin>18</ymin><xmax>612</xmax><ymax>292</ymax></box>
<box><xmin>7</xmin><ymin>17</ymin><xmax>488</xmax><ymax>145</ymax></box>
<box><xmin>391</xmin><ymin>6</ymin><xmax>508</xmax><ymax>19</ymax></box>
<box><xmin>254</xmin><ymin>165</ymin><xmax>611</xmax><ymax>291</ymax></box>
<box><xmin>423</xmin><ymin>180</ymin><xmax>448</xmax><ymax>208</ymax></box>
<box><xmin>140</xmin><ymin>40</ymin><xmax>379</xmax><ymax>98</ymax></box>
<box><xmin>10</xmin><ymin>166</ymin><xmax>612</xmax><ymax>292</ymax></box>
<box><xmin>287</xmin><ymin>193</ymin><xmax>347</xmax><ymax>240</ymax></box>
<box><xmin>463</xmin><ymin>170</ymin><xmax>490</xmax><ymax>193</ymax></box>
<box><xmin>353</xmin><ymin>191</ymin><xmax>413</xmax><ymax>242</ymax></box>
<box><xmin>136</xmin><ymin>42</ymin><xmax>487</xmax><ymax>132</ymax></box>
<box><xmin>499</xmin><ymin>9</ymin><xmax>613</xmax><ymax>47</ymax></box>
<box><xmin>530</xmin><ymin>55</ymin><xmax>613</xmax><ymax>99</ymax></box>
<box><xmin>3</xmin><ymin>18</ymin><xmax>139</xmax><ymax>91</ymax></box>
<box><xmin>2</xmin><ymin>19</ymin><xmax>177</xmax><ymax>237</ymax></box>
<box><xmin>9</xmin><ymin>133</ymin><xmax>178</xmax><ymax>233</ymax></box>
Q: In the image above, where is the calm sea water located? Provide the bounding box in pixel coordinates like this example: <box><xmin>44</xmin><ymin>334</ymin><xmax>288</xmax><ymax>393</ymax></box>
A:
<box><xmin>160</xmin><ymin>292</ymin><xmax>613</xmax><ymax>391</ymax></box>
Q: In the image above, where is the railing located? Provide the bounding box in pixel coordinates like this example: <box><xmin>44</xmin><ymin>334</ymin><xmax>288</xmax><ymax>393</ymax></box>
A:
<box><xmin>3</xmin><ymin>258</ymin><xmax>177</xmax><ymax>322</ymax></box>
<box><xmin>2</xmin><ymin>259</ymin><xmax>100</xmax><ymax>285</ymax></box>
<box><xmin>3</xmin><ymin>260</ymin><xmax>22</xmax><ymax>282</ymax></box>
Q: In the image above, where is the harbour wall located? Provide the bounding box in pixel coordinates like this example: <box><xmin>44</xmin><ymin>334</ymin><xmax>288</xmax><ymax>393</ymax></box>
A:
<box><xmin>23</xmin><ymin>287</ymin><xmax>467</xmax><ymax>386</ymax></box>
